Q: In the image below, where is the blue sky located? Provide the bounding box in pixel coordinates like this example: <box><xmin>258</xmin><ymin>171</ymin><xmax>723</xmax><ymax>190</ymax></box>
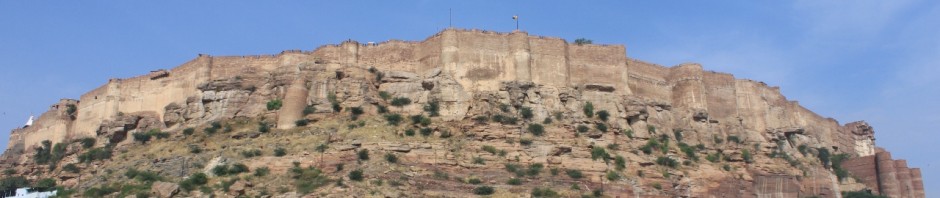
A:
<box><xmin>1</xmin><ymin>0</ymin><xmax>937</xmax><ymax>194</ymax></box>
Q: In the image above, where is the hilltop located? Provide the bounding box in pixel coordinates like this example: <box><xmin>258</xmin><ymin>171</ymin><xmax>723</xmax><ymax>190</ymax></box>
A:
<box><xmin>0</xmin><ymin>29</ymin><xmax>924</xmax><ymax>198</ymax></box>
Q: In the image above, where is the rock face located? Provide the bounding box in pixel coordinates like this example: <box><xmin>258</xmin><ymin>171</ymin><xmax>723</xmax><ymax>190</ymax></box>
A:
<box><xmin>0</xmin><ymin>29</ymin><xmax>924</xmax><ymax>197</ymax></box>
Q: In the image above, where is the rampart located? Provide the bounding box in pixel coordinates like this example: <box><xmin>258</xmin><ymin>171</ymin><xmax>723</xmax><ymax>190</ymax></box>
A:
<box><xmin>2</xmin><ymin>30</ymin><xmax>922</xmax><ymax>194</ymax></box>
<box><xmin>841</xmin><ymin>149</ymin><xmax>925</xmax><ymax>198</ymax></box>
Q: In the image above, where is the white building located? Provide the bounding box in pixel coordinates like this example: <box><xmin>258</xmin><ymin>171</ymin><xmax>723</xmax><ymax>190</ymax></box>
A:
<box><xmin>6</xmin><ymin>188</ymin><xmax>56</xmax><ymax>198</ymax></box>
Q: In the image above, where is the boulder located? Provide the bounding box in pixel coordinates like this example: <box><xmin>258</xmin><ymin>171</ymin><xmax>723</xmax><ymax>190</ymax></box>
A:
<box><xmin>150</xmin><ymin>181</ymin><xmax>180</xmax><ymax>198</ymax></box>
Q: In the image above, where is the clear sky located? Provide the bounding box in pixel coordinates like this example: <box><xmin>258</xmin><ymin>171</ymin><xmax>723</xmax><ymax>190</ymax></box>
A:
<box><xmin>1</xmin><ymin>0</ymin><xmax>936</xmax><ymax>194</ymax></box>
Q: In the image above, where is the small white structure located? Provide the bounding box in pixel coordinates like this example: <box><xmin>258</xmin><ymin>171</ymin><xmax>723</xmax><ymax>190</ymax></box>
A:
<box><xmin>24</xmin><ymin>116</ymin><xmax>34</xmax><ymax>128</ymax></box>
<box><xmin>8</xmin><ymin>188</ymin><xmax>56</xmax><ymax>198</ymax></box>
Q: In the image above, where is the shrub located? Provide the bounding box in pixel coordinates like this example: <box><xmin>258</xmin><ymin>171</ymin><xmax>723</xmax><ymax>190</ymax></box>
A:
<box><xmin>455</xmin><ymin>177</ymin><xmax>477</xmax><ymax>185</ymax></box>
<box><xmin>182</xmin><ymin>127</ymin><xmax>195</xmax><ymax>135</ymax></box>
<box><xmin>742</xmin><ymin>149</ymin><xmax>753</xmax><ymax>163</ymax></box>
<box><xmin>531</xmin><ymin>187</ymin><xmax>559</xmax><ymax>197</ymax></box>
<box><xmin>565</xmin><ymin>169</ymin><xmax>584</xmax><ymax>179</ymax></box>
<box><xmin>390</xmin><ymin>97</ymin><xmax>412</xmax><ymax>109</ymax></box>
<box><xmin>595</xmin><ymin>123</ymin><xmax>608</xmax><ymax>132</ymax></box>
<box><xmin>348</xmin><ymin>169</ymin><xmax>364</xmax><ymax>181</ymax></box>
<box><xmin>507</xmin><ymin>178</ymin><xmax>522</xmax><ymax>185</ymax></box>
<box><xmin>378</xmin><ymin>91</ymin><xmax>391</xmax><ymax>101</ymax></box>
<box><xmin>384</xmin><ymin>114</ymin><xmax>403</xmax><ymax>125</ymax></box>
<box><xmin>274</xmin><ymin>147</ymin><xmax>287</xmax><ymax>157</ymax></box>
<box><xmin>625</xmin><ymin>129</ymin><xmax>634</xmax><ymax>138</ymax></box>
<box><xmin>472</xmin><ymin>186</ymin><xmax>495</xmax><ymax>195</ymax></box>
<box><xmin>647</xmin><ymin>125</ymin><xmax>656</xmax><ymax>133</ymax></box>
<box><xmin>78</xmin><ymin>148</ymin><xmax>111</xmax><ymax>163</ymax></box>
<box><xmin>673</xmin><ymin>129</ymin><xmax>684</xmax><ymax>142</ymax></box>
<box><xmin>652</xmin><ymin>183</ymin><xmax>662</xmax><ymax>190</ymax></box>
<box><xmin>179</xmin><ymin>173</ymin><xmax>209</xmax><ymax>191</ymax></box>
<box><xmin>591</xmin><ymin>147</ymin><xmax>610</xmax><ymax>163</ymax></box>
<box><xmin>679</xmin><ymin>143</ymin><xmax>698</xmax><ymax>161</ymax></box>
<box><xmin>504</xmin><ymin>163</ymin><xmax>522</xmax><ymax>173</ymax></box>
<box><xmin>439</xmin><ymin>130</ymin><xmax>453</xmax><ymax>138</ymax></box>
<box><xmin>419</xmin><ymin>128</ymin><xmax>433</xmax><ymax>137</ymax></box>
<box><xmin>125</xmin><ymin>168</ymin><xmax>162</xmax><ymax>182</ymax></box>
<box><xmin>727</xmin><ymin>135</ymin><xmax>741</xmax><ymax>144</ymax></box>
<box><xmin>473</xmin><ymin>156</ymin><xmax>485</xmax><ymax>165</ymax></box>
<box><xmin>424</xmin><ymin>100</ymin><xmax>440</xmax><ymax>117</ymax></box>
<box><xmin>499</xmin><ymin>103</ymin><xmax>511</xmax><ymax>112</ymax></box>
<box><xmin>303</xmin><ymin>105</ymin><xmax>316</xmax><ymax>115</ymax></box>
<box><xmin>817</xmin><ymin>147</ymin><xmax>831</xmax><ymax>168</ymax></box>
<box><xmin>410</xmin><ymin>115</ymin><xmax>425</xmax><ymax>125</ymax></box>
<box><xmin>482</xmin><ymin>145</ymin><xmax>498</xmax><ymax>155</ymax></box>
<box><xmin>83</xmin><ymin>186</ymin><xmax>118</xmax><ymax>198</ymax></box>
<box><xmin>404</xmin><ymin>129</ymin><xmax>415</xmax><ymax>136</ymax></box>
<box><xmin>33</xmin><ymin>178</ymin><xmax>56</xmax><ymax>192</ymax></box>
<box><xmin>597</xmin><ymin>110</ymin><xmax>610</xmax><ymax>121</ymax></box>
<box><xmin>63</xmin><ymin>163</ymin><xmax>80</xmax><ymax>173</ymax></box>
<box><xmin>574</xmin><ymin>38</ymin><xmax>593</xmax><ymax>45</ymax></box>
<box><xmin>615</xmin><ymin>155</ymin><xmax>627</xmax><ymax>171</ymax></box>
<box><xmin>385</xmin><ymin>153</ymin><xmax>398</xmax><ymax>163</ymax></box>
<box><xmin>349</xmin><ymin>107</ymin><xmax>364</xmax><ymax>119</ymax></box>
<box><xmin>713</xmin><ymin>135</ymin><xmax>724</xmax><ymax>144</ymax></box>
<box><xmin>491</xmin><ymin>114</ymin><xmax>519</xmax><ymax>125</ymax></box>
<box><xmin>526</xmin><ymin>163</ymin><xmax>544</xmax><ymax>176</ymax></box>
<box><xmin>473</xmin><ymin>116</ymin><xmax>488</xmax><ymax>124</ymax></box>
<box><xmin>520</xmin><ymin>107</ymin><xmax>534</xmax><ymax>120</ymax></box>
<box><xmin>266</xmin><ymin>99</ymin><xmax>283</xmax><ymax>110</ymax></box>
<box><xmin>357</xmin><ymin>149</ymin><xmax>370</xmax><ymax>161</ymax></box>
<box><xmin>606</xmin><ymin>143</ymin><xmax>620</xmax><ymax>150</ymax></box>
<box><xmin>656</xmin><ymin>156</ymin><xmax>679</xmax><ymax>168</ymax></box>
<box><xmin>606</xmin><ymin>171</ymin><xmax>621</xmax><ymax>181</ymax></box>
<box><xmin>582</xmin><ymin>102</ymin><xmax>594</xmax><ymax>118</ymax></box>
<box><xmin>797</xmin><ymin>144</ymin><xmax>809</xmax><ymax>155</ymax></box>
<box><xmin>542</xmin><ymin>117</ymin><xmax>552</xmax><ymax>124</ymax></box>
<box><xmin>188</xmin><ymin>145</ymin><xmax>202</xmax><ymax>154</ymax></box>
<box><xmin>519</xmin><ymin>139</ymin><xmax>533</xmax><ymax>146</ymax></box>
<box><xmin>204</xmin><ymin>127</ymin><xmax>217</xmax><ymax>135</ymax></box>
<box><xmin>132</xmin><ymin>132</ymin><xmax>152</xmax><ymax>143</ymax></box>
<box><xmin>577</xmin><ymin>125</ymin><xmax>590</xmax><ymax>133</ymax></box>
<box><xmin>527</xmin><ymin>124</ymin><xmax>545</xmax><ymax>136</ymax></box>
<box><xmin>331</xmin><ymin>103</ymin><xmax>342</xmax><ymax>112</ymax></box>
<box><xmin>289</xmin><ymin>166</ymin><xmax>330</xmax><ymax>194</ymax></box>
<box><xmin>706</xmin><ymin>153</ymin><xmax>720</xmax><ymax>163</ymax></box>
<box><xmin>254</xmin><ymin>167</ymin><xmax>270</xmax><ymax>177</ymax></box>
<box><xmin>295</xmin><ymin>119</ymin><xmax>310</xmax><ymax>126</ymax></box>
<box><xmin>241</xmin><ymin>149</ymin><xmax>263</xmax><ymax>158</ymax></box>
<box><xmin>79</xmin><ymin>137</ymin><xmax>96</xmax><ymax>148</ymax></box>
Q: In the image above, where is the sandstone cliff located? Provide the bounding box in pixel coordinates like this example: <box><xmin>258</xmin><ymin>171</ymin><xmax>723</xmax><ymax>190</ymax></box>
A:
<box><xmin>0</xmin><ymin>29</ymin><xmax>923</xmax><ymax>198</ymax></box>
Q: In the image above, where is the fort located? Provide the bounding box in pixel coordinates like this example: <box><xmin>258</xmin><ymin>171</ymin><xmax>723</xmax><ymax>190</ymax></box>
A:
<box><xmin>1</xmin><ymin>28</ymin><xmax>923</xmax><ymax>197</ymax></box>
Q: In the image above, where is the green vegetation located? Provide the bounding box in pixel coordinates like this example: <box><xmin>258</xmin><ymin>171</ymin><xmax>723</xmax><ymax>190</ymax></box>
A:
<box><xmin>179</xmin><ymin>173</ymin><xmax>208</xmax><ymax>191</ymax></box>
<box><xmin>384</xmin><ymin>114</ymin><xmax>403</xmax><ymax>125</ymax></box>
<box><xmin>542</xmin><ymin>117</ymin><xmax>553</xmax><ymax>124</ymax></box>
<box><xmin>606</xmin><ymin>171</ymin><xmax>621</xmax><ymax>181</ymax></box>
<box><xmin>303</xmin><ymin>105</ymin><xmax>317</xmax><ymax>115</ymax></box>
<box><xmin>527</xmin><ymin>123</ymin><xmax>545</xmax><ymax>136</ymax></box>
<box><xmin>519</xmin><ymin>139</ymin><xmax>533</xmax><ymax>146</ymax></box>
<box><xmin>78</xmin><ymin>147</ymin><xmax>112</xmax><ymax>163</ymax></box>
<box><xmin>212</xmin><ymin>163</ymin><xmax>250</xmax><ymax>176</ymax></box>
<box><xmin>467</xmin><ymin>178</ymin><xmax>482</xmax><ymax>185</ymax></box>
<box><xmin>63</xmin><ymin>163</ymin><xmax>80</xmax><ymax>173</ymax></box>
<box><xmin>295</xmin><ymin>119</ymin><xmax>310</xmax><ymax>126</ymax></box>
<box><xmin>188</xmin><ymin>145</ymin><xmax>202</xmax><ymax>154</ymax></box>
<box><xmin>520</xmin><ymin>107</ymin><xmax>534</xmax><ymax>120</ymax></box>
<box><xmin>491</xmin><ymin>114</ymin><xmax>519</xmax><ymax>125</ymax></box>
<box><xmin>473</xmin><ymin>156</ymin><xmax>486</xmax><ymax>164</ymax></box>
<box><xmin>842</xmin><ymin>190</ymin><xmax>888</xmax><ymax>198</ymax></box>
<box><xmin>582</xmin><ymin>102</ymin><xmax>594</xmax><ymax>118</ymax></box>
<box><xmin>79</xmin><ymin>137</ymin><xmax>96</xmax><ymax>148</ymax></box>
<box><xmin>348</xmin><ymin>169</ymin><xmax>364</xmax><ymax>181</ymax></box>
<box><xmin>274</xmin><ymin>147</ymin><xmax>287</xmax><ymax>157</ymax></box>
<box><xmin>706</xmin><ymin>153</ymin><xmax>721</xmax><ymax>163</ymax></box>
<box><xmin>727</xmin><ymin>135</ymin><xmax>741</xmax><ymax>144</ymax></box>
<box><xmin>240</xmin><ymin>149</ymin><xmax>262</xmax><ymax>158</ymax></box>
<box><xmin>357</xmin><ymin>149</ymin><xmax>370</xmax><ymax>161</ymax></box>
<box><xmin>526</xmin><ymin>163</ymin><xmax>544</xmax><ymax>176</ymax></box>
<box><xmin>597</xmin><ymin>110</ymin><xmax>610</xmax><ymax>121</ymax></box>
<box><xmin>656</xmin><ymin>156</ymin><xmax>679</xmax><ymax>168</ymax></box>
<box><xmin>349</xmin><ymin>107</ymin><xmax>364</xmax><ymax>120</ymax></box>
<box><xmin>565</xmin><ymin>169</ymin><xmax>584</xmax><ymax>179</ymax></box>
<box><xmin>378</xmin><ymin>91</ymin><xmax>391</xmax><ymax>101</ymax></box>
<box><xmin>182</xmin><ymin>127</ymin><xmax>195</xmax><ymax>135</ymax></box>
<box><xmin>482</xmin><ymin>145</ymin><xmax>498</xmax><ymax>155</ymax></box>
<box><xmin>574</xmin><ymin>38</ymin><xmax>593</xmax><ymax>45</ymax></box>
<box><xmin>647</xmin><ymin>125</ymin><xmax>656</xmax><ymax>133</ymax></box>
<box><xmin>678</xmin><ymin>143</ymin><xmax>699</xmax><ymax>161</ymax></box>
<box><xmin>404</xmin><ymin>129</ymin><xmax>415</xmax><ymax>136</ymax></box>
<box><xmin>385</xmin><ymin>153</ymin><xmax>398</xmax><ymax>163</ymax></box>
<box><xmin>652</xmin><ymin>183</ymin><xmax>662</xmax><ymax>190</ymax></box>
<box><xmin>673</xmin><ymin>129</ymin><xmax>684</xmax><ymax>142</ymax></box>
<box><xmin>390</xmin><ymin>97</ymin><xmax>412</xmax><ymax>109</ymax></box>
<box><xmin>507</xmin><ymin>178</ymin><xmax>522</xmax><ymax>185</ymax></box>
<box><xmin>531</xmin><ymin>187</ymin><xmax>559</xmax><ymax>197</ymax></box>
<box><xmin>473</xmin><ymin>116</ymin><xmax>488</xmax><ymax>124</ymax></box>
<box><xmin>797</xmin><ymin>144</ymin><xmax>809</xmax><ymax>155</ymax></box>
<box><xmin>254</xmin><ymin>167</ymin><xmax>270</xmax><ymax>177</ymax></box>
<box><xmin>132</xmin><ymin>129</ymin><xmax>170</xmax><ymax>144</ymax></box>
<box><xmin>499</xmin><ymin>103</ymin><xmax>511</xmax><ymax>112</ymax></box>
<box><xmin>577</xmin><ymin>125</ymin><xmax>590</xmax><ymax>133</ymax></box>
<box><xmin>615</xmin><ymin>155</ymin><xmax>627</xmax><ymax>171</ymax></box>
<box><xmin>266</xmin><ymin>99</ymin><xmax>283</xmax><ymax>110</ymax></box>
<box><xmin>420</xmin><ymin>127</ymin><xmax>433</xmax><ymax>137</ymax></box>
<box><xmin>289</xmin><ymin>166</ymin><xmax>330</xmax><ymax>194</ymax></box>
<box><xmin>125</xmin><ymin>168</ymin><xmax>162</xmax><ymax>182</ymax></box>
<box><xmin>817</xmin><ymin>147</ymin><xmax>832</xmax><ymax>168</ymax></box>
<box><xmin>595</xmin><ymin>123</ymin><xmax>608</xmax><ymax>132</ymax></box>
<box><xmin>473</xmin><ymin>186</ymin><xmax>495</xmax><ymax>195</ymax></box>
<box><xmin>831</xmin><ymin>153</ymin><xmax>852</xmax><ymax>181</ymax></box>
<box><xmin>742</xmin><ymin>149</ymin><xmax>753</xmax><ymax>163</ymax></box>
<box><xmin>590</xmin><ymin>147</ymin><xmax>610</xmax><ymax>163</ymax></box>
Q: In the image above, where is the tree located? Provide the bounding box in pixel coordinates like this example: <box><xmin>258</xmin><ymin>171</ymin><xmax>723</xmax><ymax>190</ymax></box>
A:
<box><xmin>527</xmin><ymin>124</ymin><xmax>545</xmax><ymax>136</ymax></box>
<box><xmin>574</xmin><ymin>38</ymin><xmax>593</xmax><ymax>45</ymax></box>
<box><xmin>266</xmin><ymin>99</ymin><xmax>283</xmax><ymax>110</ymax></box>
<box><xmin>390</xmin><ymin>97</ymin><xmax>412</xmax><ymax>111</ymax></box>
<box><xmin>583</xmin><ymin>102</ymin><xmax>594</xmax><ymax>118</ymax></box>
<box><xmin>315</xmin><ymin>143</ymin><xmax>328</xmax><ymax>167</ymax></box>
<box><xmin>520</xmin><ymin>107</ymin><xmax>534</xmax><ymax>120</ymax></box>
<box><xmin>597</xmin><ymin>110</ymin><xmax>610</xmax><ymax>121</ymax></box>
